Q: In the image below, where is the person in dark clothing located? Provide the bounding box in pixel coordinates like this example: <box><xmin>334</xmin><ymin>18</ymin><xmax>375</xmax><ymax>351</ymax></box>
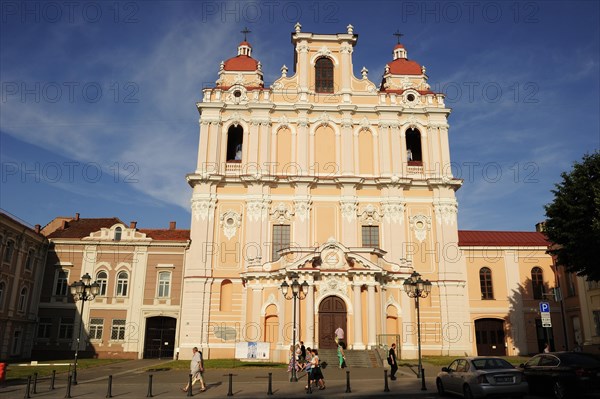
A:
<box><xmin>388</xmin><ymin>343</ymin><xmax>398</xmax><ymax>380</ymax></box>
<box><xmin>300</xmin><ymin>341</ymin><xmax>306</xmax><ymax>362</ymax></box>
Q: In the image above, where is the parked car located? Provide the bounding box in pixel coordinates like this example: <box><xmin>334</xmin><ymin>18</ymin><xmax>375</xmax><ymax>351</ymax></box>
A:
<box><xmin>519</xmin><ymin>351</ymin><xmax>600</xmax><ymax>399</ymax></box>
<box><xmin>436</xmin><ymin>357</ymin><xmax>528</xmax><ymax>398</ymax></box>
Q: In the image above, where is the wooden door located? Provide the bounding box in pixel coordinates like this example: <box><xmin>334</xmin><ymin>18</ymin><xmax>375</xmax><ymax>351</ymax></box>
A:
<box><xmin>318</xmin><ymin>296</ymin><xmax>346</xmax><ymax>348</ymax></box>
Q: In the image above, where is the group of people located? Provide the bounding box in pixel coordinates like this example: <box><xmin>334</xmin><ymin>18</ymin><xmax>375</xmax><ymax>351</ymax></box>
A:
<box><xmin>287</xmin><ymin>342</ymin><xmax>327</xmax><ymax>391</ymax></box>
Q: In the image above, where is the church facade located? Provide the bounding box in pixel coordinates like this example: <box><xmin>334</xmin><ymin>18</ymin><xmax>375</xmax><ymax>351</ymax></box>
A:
<box><xmin>20</xmin><ymin>25</ymin><xmax>587</xmax><ymax>362</ymax></box>
<box><xmin>177</xmin><ymin>24</ymin><xmax>559</xmax><ymax>361</ymax></box>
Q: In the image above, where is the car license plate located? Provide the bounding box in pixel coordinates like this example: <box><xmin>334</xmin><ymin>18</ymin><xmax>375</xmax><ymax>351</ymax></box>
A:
<box><xmin>496</xmin><ymin>377</ymin><xmax>513</xmax><ymax>383</ymax></box>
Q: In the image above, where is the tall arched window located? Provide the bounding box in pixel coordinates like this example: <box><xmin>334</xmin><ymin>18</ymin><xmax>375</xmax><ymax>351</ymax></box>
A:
<box><xmin>406</xmin><ymin>128</ymin><xmax>423</xmax><ymax>164</ymax></box>
<box><xmin>220</xmin><ymin>280</ymin><xmax>233</xmax><ymax>311</ymax></box>
<box><xmin>116</xmin><ymin>271</ymin><xmax>129</xmax><ymax>296</ymax></box>
<box><xmin>96</xmin><ymin>271</ymin><xmax>108</xmax><ymax>296</ymax></box>
<box><xmin>315</xmin><ymin>57</ymin><xmax>334</xmax><ymax>93</ymax></box>
<box><xmin>226</xmin><ymin>125</ymin><xmax>244</xmax><ymax>162</ymax></box>
<box><xmin>114</xmin><ymin>227</ymin><xmax>122</xmax><ymax>241</ymax></box>
<box><xmin>25</xmin><ymin>249</ymin><xmax>35</xmax><ymax>270</ymax></box>
<box><xmin>18</xmin><ymin>287</ymin><xmax>28</xmax><ymax>311</ymax></box>
<box><xmin>3</xmin><ymin>240</ymin><xmax>15</xmax><ymax>263</ymax></box>
<box><xmin>0</xmin><ymin>281</ymin><xmax>5</xmax><ymax>308</ymax></box>
<box><xmin>531</xmin><ymin>267</ymin><xmax>544</xmax><ymax>300</ymax></box>
<box><xmin>479</xmin><ymin>267</ymin><xmax>494</xmax><ymax>300</ymax></box>
<box><xmin>157</xmin><ymin>271</ymin><xmax>171</xmax><ymax>298</ymax></box>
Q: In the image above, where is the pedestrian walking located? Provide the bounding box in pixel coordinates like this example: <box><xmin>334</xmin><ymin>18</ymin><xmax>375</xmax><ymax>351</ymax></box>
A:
<box><xmin>337</xmin><ymin>342</ymin><xmax>347</xmax><ymax>368</ymax></box>
<box><xmin>388</xmin><ymin>343</ymin><xmax>398</xmax><ymax>380</ymax></box>
<box><xmin>182</xmin><ymin>347</ymin><xmax>206</xmax><ymax>393</ymax></box>
<box><xmin>308</xmin><ymin>349</ymin><xmax>326</xmax><ymax>390</ymax></box>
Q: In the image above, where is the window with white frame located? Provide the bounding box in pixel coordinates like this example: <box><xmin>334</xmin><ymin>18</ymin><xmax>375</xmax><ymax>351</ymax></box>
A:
<box><xmin>157</xmin><ymin>271</ymin><xmax>171</xmax><ymax>298</ymax></box>
<box><xmin>37</xmin><ymin>317</ymin><xmax>53</xmax><ymax>339</ymax></box>
<box><xmin>25</xmin><ymin>249</ymin><xmax>35</xmax><ymax>270</ymax></box>
<box><xmin>18</xmin><ymin>287</ymin><xmax>27</xmax><ymax>311</ymax></box>
<box><xmin>58</xmin><ymin>317</ymin><xmax>74</xmax><ymax>339</ymax></box>
<box><xmin>54</xmin><ymin>270</ymin><xmax>69</xmax><ymax>296</ymax></box>
<box><xmin>3</xmin><ymin>240</ymin><xmax>15</xmax><ymax>263</ymax></box>
<box><xmin>114</xmin><ymin>227</ymin><xmax>122</xmax><ymax>241</ymax></box>
<box><xmin>111</xmin><ymin>319</ymin><xmax>126</xmax><ymax>340</ymax></box>
<box><xmin>96</xmin><ymin>271</ymin><xmax>108</xmax><ymax>296</ymax></box>
<box><xmin>89</xmin><ymin>318</ymin><xmax>104</xmax><ymax>340</ymax></box>
<box><xmin>116</xmin><ymin>271</ymin><xmax>128</xmax><ymax>296</ymax></box>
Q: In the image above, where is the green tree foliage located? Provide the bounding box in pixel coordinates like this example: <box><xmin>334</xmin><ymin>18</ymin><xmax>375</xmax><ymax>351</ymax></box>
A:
<box><xmin>545</xmin><ymin>152</ymin><xmax>600</xmax><ymax>281</ymax></box>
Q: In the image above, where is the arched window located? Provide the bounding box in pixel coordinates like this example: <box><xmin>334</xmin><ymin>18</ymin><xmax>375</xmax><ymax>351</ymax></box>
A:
<box><xmin>116</xmin><ymin>271</ymin><xmax>129</xmax><ymax>296</ymax></box>
<box><xmin>3</xmin><ymin>239</ymin><xmax>15</xmax><ymax>263</ymax></box>
<box><xmin>315</xmin><ymin>57</ymin><xmax>334</xmax><ymax>93</ymax></box>
<box><xmin>18</xmin><ymin>287</ymin><xmax>28</xmax><ymax>311</ymax></box>
<box><xmin>96</xmin><ymin>271</ymin><xmax>108</xmax><ymax>296</ymax></box>
<box><xmin>157</xmin><ymin>271</ymin><xmax>171</xmax><ymax>298</ymax></box>
<box><xmin>226</xmin><ymin>125</ymin><xmax>244</xmax><ymax>162</ymax></box>
<box><xmin>220</xmin><ymin>280</ymin><xmax>233</xmax><ymax>311</ymax></box>
<box><xmin>25</xmin><ymin>249</ymin><xmax>35</xmax><ymax>270</ymax></box>
<box><xmin>479</xmin><ymin>267</ymin><xmax>494</xmax><ymax>300</ymax></box>
<box><xmin>406</xmin><ymin>128</ymin><xmax>423</xmax><ymax>164</ymax></box>
<box><xmin>114</xmin><ymin>227</ymin><xmax>122</xmax><ymax>241</ymax></box>
<box><xmin>531</xmin><ymin>267</ymin><xmax>544</xmax><ymax>300</ymax></box>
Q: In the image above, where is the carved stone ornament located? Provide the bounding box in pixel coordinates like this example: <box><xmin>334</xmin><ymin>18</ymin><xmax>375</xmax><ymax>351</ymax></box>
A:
<box><xmin>340</xmin><ymin>199</ymin><xmax>358</xmax><ymax>222</ymax></box>
<box><xmin>434</xmin><ymin>201</ymin><xmax>458</xmax><ymax>226</ymax></box>
<box><xmin>320</xmin><ymin>275</ymin><xmax>348</xmax><ymax>296</ymax></box>
<box><xmin>281</xmin><ymin>64</ymin><xmax>288</xmax><ymax>78</ymax></box>
<box><xmin>317</xmin><ymin>111</ymin><xmax>330</xmax><ymax>127</ymax></box>
<box><xmin>402</xmin><ymin>114</ymin><xmax>421</xmax><ymax>130</ymax></box>
<box><xmin>316</xmin><ymin>45</ymin><xmax>332</xmax><ymax>58</ymax></box>
<box><xmin>234</xmin><ymin>73</ymin><xmax>244</xmax><ymax>85</ymax></box>
<box><xmin>409</xmin><ymin>214</ymin><xmax>431</xmax><ymax>243</ymax></box>
<box><xmin>271</xmin><ymin>202</ymin><xmax>294</xmax><ymax>223</ymax></box>
<box><xmin>228</xmin><ymin>111</ymin><xmax>245</xmax><ymax>126</ymax></box>
<box><xmin>341</xmin><ymin>117</ymin><xmax>353</xmax><ymax>128</ymax></box>
<box><xmin>340</xmin><ymin>42</ymin><xmax>353</xmax><ymax>54</ymax></box>
<box><xmin>359</xmin><ymin>204</ymin><xmax>382</xmax><ymax>225</ymax></box>
<box><xmin>361</xmin><ymin>66</ymin><xmax>368</xmax><ymax>79</ymax></box>
<box><xmin>297</xmin><ymin>43</ymin><xmax>309</xmax><ymax>54</ymax></box>
<box><xmin>277</xmin><ymin>115</ymin><xmax>290</xmax><ymax>128</ymax></box>
<box><xmin>401</xmin><ymin>77</ymin><xmax>414</xmax><ymax>89</ymax></box>
<box><xmin>226</xmin><ymin>87</ymin><xmax>248</xmax><ymax>105</ymax></box>
<box><xmin>294</xmin><ymin>22</ymin><xmax>302</xmax><ymax>33</ymax></box>
<box><xmin>246</xmin><ymin>200</ymin><xmax>269</xmax><ymax>222</ymax></box>
<box><xmin>191</xmin><ymin>196</ymin><xmax>216</xmax><ymax>221</ymax></box>
<box><xmin>381</xmin><ymin>201</ymin><xmax>406</xmax><ymax>224</ymax></box>
<box><xmin>220</xmin><ymin>210</ymin><xmax>242</xmax><ymax>240</ymax></box>
<box><xmin>294</xmin><ymin>199</ymin><xmax>312</xmax><ymax>222</ymax></box>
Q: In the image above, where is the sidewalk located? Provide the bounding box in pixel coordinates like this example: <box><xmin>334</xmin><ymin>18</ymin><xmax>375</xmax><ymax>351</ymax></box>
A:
<box><xmin>0</xmin><ymin>360</ymin><xmax>442</xmax><ymax>398</ymax></box>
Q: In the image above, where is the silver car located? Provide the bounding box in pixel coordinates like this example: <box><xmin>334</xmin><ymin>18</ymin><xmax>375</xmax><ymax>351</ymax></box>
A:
<box><xmin>436</xmin><ymin>357</ymin><xmax>528</xmax><ymax>398</ymax></box>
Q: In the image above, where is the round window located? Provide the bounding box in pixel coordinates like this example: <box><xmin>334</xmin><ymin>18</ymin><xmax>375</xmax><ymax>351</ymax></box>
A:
<box><xmin>233</xmin><ymin>90</ymin><xmax>242</xmax><ymax>98</ymax></box>
<box><xmin>226</xmin><ymin>217</ymin><xmax>235</xmax><ymax>225</ymax></box>
<box><xmin>407</xmin><ymin>94</ymin><xmax>415</xmax><ymax>102</ymax></box>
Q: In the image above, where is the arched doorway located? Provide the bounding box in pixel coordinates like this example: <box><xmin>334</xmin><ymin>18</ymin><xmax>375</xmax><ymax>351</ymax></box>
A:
<box><xmin>318</xmin><ymin>296</ymin><xmax>347</xmax><ymax>349</ymax></box>
<box><xmin>475</xmin><ymin>318</ymin><xmax>506</xmax><ymax>356</ymax></box>
<box><xmin>144</xmin><ymin>316</ymin><xmax>177</xmax><ymax>359</ymax></box>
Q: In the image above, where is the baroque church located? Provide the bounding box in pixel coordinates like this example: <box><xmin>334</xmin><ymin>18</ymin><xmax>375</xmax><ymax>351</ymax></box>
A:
<box><xmin>13</xmin><ymin>25</ymin><xmax>583</xmax><ymax>363</ymax></box>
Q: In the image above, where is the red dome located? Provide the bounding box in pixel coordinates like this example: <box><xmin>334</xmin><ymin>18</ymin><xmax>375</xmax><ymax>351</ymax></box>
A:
<box><xmin>387</xmin><ymin>58</ymin><xmax>422</xmax><ymax>75</ymax></box>
<box><xmin>223</xmin><ymin>55</ymin><xmax>258</xmax><ymax>71</ymax></box>
<box><xmin>239</xmin><ymin>41</ymin><xmax>252</xmax><ymax>47</ymax></box>
<box><xmin>394</xmin><ymin>43</ymin><xmax>405</xmax><ymax>49</ymax></box>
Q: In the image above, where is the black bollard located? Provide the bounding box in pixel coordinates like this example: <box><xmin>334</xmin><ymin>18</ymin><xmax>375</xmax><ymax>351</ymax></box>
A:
<box><xmin>33</xmin><ymin>372</ymin><xmax>38</xmax><ymax>394</ymax></box>
<box><xmin>383</xmin><ymin>370</ymin><xmax>390</xmax><ymax>392</ymax></box>
<box><xmin>106</xmin><ymin>375</ymin><xmax>113</xmax><ymax>398</ymax></box>
<box><xmin>50</xmin><ymin>370</ymin><xmax>56</xmax><ymax>390</ymax></box>
<box><xmin>306</xmin><ymin>372</ymin><xmax>312</xmax><ymax>394</ymax></box>
<box><xmin>146</xmin><ymin>374</ymin><xmax>153</xmax><ymax>398</ymax></box>
<box><xmin>420</xmin><ymin>367</ymin><xmax>427</xmax><ymax>391</ymax></box>
<box><xmin>187</xmin><ymin>374</ymin><xmax>193</xmax><ymax>397</ymax></box>
<box><xmin>64</xmin><ymin>375</ymin><xmax>72</xmax><ymax>398</ymax></box>
<box><xmin>267</xmin><ymin>372</ymin><xmax>273</xmax><ymax>395</ymax></box>
<box><xmin>24</xmin><ymin>375</ymin><xmax>31</xmax><ymax>399</ymax></box>
<box><xmin>345</xmin><ymin>370</ymin><xmax>351</xmax><ymax>393</ymax></box>
<box><xmin>227</xmin><ymin>373</ymin><xmax>233</xmax><ymax>396</ymax></box>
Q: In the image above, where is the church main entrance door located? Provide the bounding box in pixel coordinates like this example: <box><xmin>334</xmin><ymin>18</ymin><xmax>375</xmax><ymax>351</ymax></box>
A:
<box><xmin>318</xmin><ymin>296</ymin><xmax>347</xmax><ymax>349</ymax></box>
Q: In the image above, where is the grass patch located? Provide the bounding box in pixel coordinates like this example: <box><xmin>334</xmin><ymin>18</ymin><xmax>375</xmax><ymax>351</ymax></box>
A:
<box><xmin>6</xmin><ymin>359</ymin><xmax>126</xmax><ymax>381</ymax></box>
<box><xmin>420</xmin><ymin>355</ymin><xmax>531</xmax><ymax>367</ymax></box>
<box><xmin>148</xmin><ymin>359</ymin><xmax>286</xmax><ymax>371</ymax></box>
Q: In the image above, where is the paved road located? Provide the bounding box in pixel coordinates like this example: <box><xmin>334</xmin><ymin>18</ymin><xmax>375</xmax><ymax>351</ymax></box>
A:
<box><xmin>0</xmin><ymin>359</ymin><xmax>551</xmax><ymax>398</ymax></box>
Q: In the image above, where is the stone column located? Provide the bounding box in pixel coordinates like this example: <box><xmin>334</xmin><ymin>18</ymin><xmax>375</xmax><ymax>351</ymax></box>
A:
<box><xmin>367</xmin><ymin>283</ymin><xmax>377</xmax><ymax>348</ymax></box>
<box><xmin>352</xmin><ymin>283</ymin><xmax>365</xmax><ymax>349</ymax></box>
<box><xmin>305</xmin><ymin>284</ymin><xmax>315</xmax><ymax>348</ymax></box>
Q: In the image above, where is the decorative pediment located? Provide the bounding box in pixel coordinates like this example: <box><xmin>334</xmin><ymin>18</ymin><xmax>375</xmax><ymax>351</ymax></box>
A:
<box><xmin>358</xmin><ymin>204</ymin><xmax>382</xmax><ymax>225</ymax></box>
<box><xmin>270</xmin><ymin>202</ymin><xmax>294</xmax><ymax>223</ymax></box>
<box><xmin>86</xmin><ymin>225</ymin><xmax>150</xmax><ymax>242</ymax></box>
<box><xmin>220</xmin><ymin>210</ymin><xmax>242</xmax><ymax>240</ymax></box>
<box><xmin>409</xmin><ymin>214</ymin><xmax>431</xmax><ymax>243</ymax></box>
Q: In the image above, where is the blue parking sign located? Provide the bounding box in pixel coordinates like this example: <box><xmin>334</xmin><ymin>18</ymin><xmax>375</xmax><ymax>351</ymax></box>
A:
<box><xmin>540</xmin><ymin>302</ymin><xmax>550</xmax><ymax>313</ymax></box>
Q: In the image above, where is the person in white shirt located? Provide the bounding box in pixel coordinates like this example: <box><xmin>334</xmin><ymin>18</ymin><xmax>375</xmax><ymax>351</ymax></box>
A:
<box><xmin>182</xmin><ymin>347</ymin><xmax>206</xmax><ymax>393</ymax></box>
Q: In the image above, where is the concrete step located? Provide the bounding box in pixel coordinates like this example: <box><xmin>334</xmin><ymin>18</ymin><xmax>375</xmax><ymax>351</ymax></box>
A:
<box><xmin>315</xmin><ymin>349</ymin><xmax>381</xmax><ymax>368</ymax></box>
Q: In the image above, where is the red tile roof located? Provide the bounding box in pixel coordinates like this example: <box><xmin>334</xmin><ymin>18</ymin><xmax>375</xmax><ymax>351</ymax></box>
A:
<box><xmin>458</xmin><ymin>230</ymin><xmax>550</xmax><ymax>247</ymax></box>
<box><xmin>387</xmin><ymin>58</ymin><xmax>422</xmax><ymax>75</ymax></box>
<box><xmin>223</xmin><ymin>55</ymin><xmax>258</xmax><ymax>71</ymax></box>
<box><xmin>139</xmin><ymin>229</ymin><xmax>190</xmax><ymax>241</ymax></box>
<box><xmin>47</xmin><ymin>218</ymin><xmax>124</xmax><ymax>239</ymax></box>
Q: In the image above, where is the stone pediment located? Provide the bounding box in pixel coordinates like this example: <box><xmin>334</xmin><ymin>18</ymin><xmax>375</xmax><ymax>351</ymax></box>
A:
<box><xmin>84</xmin><ymin>224</ymin><xmax>150</xmax><ymax>242</ymax></box>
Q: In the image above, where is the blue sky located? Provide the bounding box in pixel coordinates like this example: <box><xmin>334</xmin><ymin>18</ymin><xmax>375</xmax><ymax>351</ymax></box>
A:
<box><xmin>1</xmin><ymin>0</ymin><xmax>599</xmax><ymax>231</ymax></box>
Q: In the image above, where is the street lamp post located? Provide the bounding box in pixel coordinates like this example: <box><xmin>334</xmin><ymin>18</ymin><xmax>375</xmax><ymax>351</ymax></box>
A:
<box><xmin>69</xmin><ymin>273</ymin><xmax>100</xmax><ymax>385</ymax></box>
<box><xmin>403</xmin><ymin>271</ymin><xmax>432</xmax><ymax>386</ymax></box>
<box><xmin>280</xmin><ymin>273</ymin><xmax>309</xmax><ymax>382</ymax></box>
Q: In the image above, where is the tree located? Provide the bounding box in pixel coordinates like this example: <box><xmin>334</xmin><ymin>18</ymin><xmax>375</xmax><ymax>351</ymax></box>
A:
<box><xmin>545</xmin><ymin>152</ymin><xmax>600</xmax><ymax>281</ymax></box>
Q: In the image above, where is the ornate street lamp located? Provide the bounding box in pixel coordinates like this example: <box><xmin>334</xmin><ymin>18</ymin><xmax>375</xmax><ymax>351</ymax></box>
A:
<box><xmin>403</xmin><ymin>270</ymin><xmax>432</xmax><ymax>388</ymax></box>
<box><xmin>69</xmin><ymin>272</ymin><xmax>100</xmax><ymax>385</ymax></box>
<box><xmin>280</xmin><ymin>273</ymin><xmax>309</xmax><ymax>382</ymax></box>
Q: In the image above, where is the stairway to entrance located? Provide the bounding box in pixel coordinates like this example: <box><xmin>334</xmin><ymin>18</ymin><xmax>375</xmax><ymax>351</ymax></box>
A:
<box><xmin>316</xmin><ymin>349</ymin><xmax>382</xmax><ymax>368</ymax></box>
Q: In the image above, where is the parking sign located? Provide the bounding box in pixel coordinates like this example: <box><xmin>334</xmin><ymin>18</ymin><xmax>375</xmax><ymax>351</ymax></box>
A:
<box><xmin>539</xmin><ymin>302</ymin><xmax>550</xmax><ymax>313</ymax></box>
